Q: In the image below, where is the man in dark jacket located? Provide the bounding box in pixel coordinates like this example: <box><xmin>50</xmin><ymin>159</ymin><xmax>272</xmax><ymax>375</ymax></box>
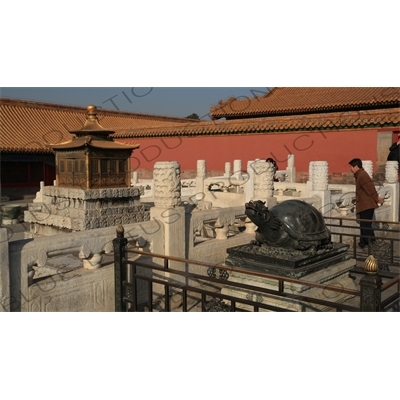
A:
<box><xmin>387</xmin><ymin>134</ymin><xmax>400</xmax><ymax>163</ymax></box>
<box><xmin>349</xmin><ymin>158</ymin><xmax>384</xmax><ymax>249</ymax></box>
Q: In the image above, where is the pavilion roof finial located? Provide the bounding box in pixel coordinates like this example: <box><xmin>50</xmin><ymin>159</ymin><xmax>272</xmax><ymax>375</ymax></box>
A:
<box><xmin>69</xmin><ymin>104</ymin><xmax>115</xmax><ymax>137</ymax></box>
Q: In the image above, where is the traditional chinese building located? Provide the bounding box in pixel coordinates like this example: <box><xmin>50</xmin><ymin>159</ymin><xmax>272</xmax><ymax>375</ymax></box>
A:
<box><xmin>1</xmin><ymin>88</ymin><xmax>399</xmax><ymax>196</ymax></box>
<box><xmin>23</xmin><ymin>106</ymin><xmax>158</xmax><ymax>236</ymax></box>
<box><xmin>0</xmin><ymin>98</ymin><xmax>195</xmax><ymax>196</ymax></box>
<box><xmin>112</xmin><ymin>87</ymin><xmax>400</xmax><ymax>182</ymax></box>
<box><xmin>51</xmin><ymin>105</ymin><xmax>138</xmax><ymax>189</ymax></box>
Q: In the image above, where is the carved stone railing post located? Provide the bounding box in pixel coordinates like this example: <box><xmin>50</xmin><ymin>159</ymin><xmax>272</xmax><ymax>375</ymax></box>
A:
<box><xmin>311</xmin><ymin>161</ymin><xmax>328</xmax><ymax>191</ymax></box>
<box><xmin>131</xmin><ymin>171</ymin><xmax>138</xmax><ymax>185</ymax></box>
<box><xmin>286</xmin><ymin>154</ymin><xmax>296</xmax><ymax>183</ymax></box>
<box><xmin>245</xmin><ymin>160</ymin><xmax>255</xmax><ymax>203</ymax></box>
<box><xmin>153</xmin><ymin>161</ymin><xmax>181</xmax><ymax>208</ymax></box>
<box><xmin>253</xmin><ymin>160</ymin><xmax>274</xmax><ymax>198</ymax></box>
<box><xmin>385</xmin><ymin>161</ymin><xmax>399</xmax><ymax>184</ymax></box>
<box><xmin>224</xmin><ymin>162</ymin><xmax>231</xmax><ymax>178</ymax></box>
<box><xmin>308</xmin><ymin>161</ymin><xmax>314</xmax><ymax>183</ymax></box>
<box><xmin>308</xmin><ymin>161</ymin><xmax>331</xmax><ymax>216</ymax></box>
<box><xmin>196</xmin><ymin>160</ymin><xmax>206</xmax><ymax>200</ymax></box>
<box><xmin>383</xmin><ymin>161</ymin><xmax>399</xmax><ymax>221</ymax></box>
<box><xmin>306</xmin><ymin>161</ymin><xmax>314</xmax><ymax>197</ymax></box>
<box><xmin>233</xmin><ymin>159</ymin><xmax>243</xmax><ymax>181</ymax></box>
<box><xmin>151</xmin><ymin>161</ymin><xmax>185</xmax><ymax>301</ymax></box>
<box><xmin>252</xmin><ymin>160</ymin><xmax>276</xmax><ymax>208</ymax></box>
<box><xmin>362</xmin><ymin>160</ymin><xmax>373</xmax><ymax>179</ymax></box>
<box><xmin>360</xmin><ymin>255</ymin><xmax>382</xmax><ymax>312</ymax></box>
<box><xmin>113</xmin><ymin>225</ymin><xmax>128</xmax><ymax>312</ymax></box>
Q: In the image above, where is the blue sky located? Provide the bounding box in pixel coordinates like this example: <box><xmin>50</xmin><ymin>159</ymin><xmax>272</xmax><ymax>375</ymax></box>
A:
<box><xmin>0</xmin><ymin>87</ymin><xmax>269</xmax><ymax>119</ymax></box>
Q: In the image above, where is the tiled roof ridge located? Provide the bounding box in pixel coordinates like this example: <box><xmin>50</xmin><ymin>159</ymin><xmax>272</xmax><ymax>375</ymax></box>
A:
<box><xmin>2</xmin><ymin>107</ymin><xmax>399</xmax><ymax>153</ymax></box>
<box><xmin>110</xmin><ymin>107</ymin><xmax>400</xmax><ymax>139</ymax></box>
<box><xmin>209</xmin><ymin>88</ymin><xmax>276</xmax><ymax>113</ymax></box>
<box><xmin>261</xmin><ymin>87</ymin><xmax>277</xmax><ymax>98</ymax></box>
<box><xmin>0</xmin><ymin>97</ymin><xmax>196</xmax><ymax>123</ymax></box>
<box><xmin>210</xmin><ymin>87</ymin><xmax>400</xmax><ymax>119</ymax></box>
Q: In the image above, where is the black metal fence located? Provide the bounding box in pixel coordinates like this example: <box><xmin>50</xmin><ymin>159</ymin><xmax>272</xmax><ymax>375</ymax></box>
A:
<box><xmin>113</xmin><ymin>225</ymin><xmax>400</xmax><ymax>312</ymax></box>
<box><xmin>323</xmin><ymin>216</ymin><xmax>400</xmax><ymax>268</ymax></box>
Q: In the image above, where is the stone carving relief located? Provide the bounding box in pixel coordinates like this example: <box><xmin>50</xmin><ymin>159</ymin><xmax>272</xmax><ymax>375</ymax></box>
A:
<box><xmin>385</xmin><ymin>161</ymin><xmax>399</xmax><ymax>184</ymax></box>
<box><xmin>311</xmin><ymin>161</ymin><xmax>328</xmax><ymax>191</ymax></box>
<box><xmin>253</xmin><ymin>160</ymin><xmax>274</xmax><ymax>199</ymax></box>
<box><xmin>153</xmin><ymin>161</ymin><xmax>182</xmax><ymax>207</ymax></box>
<box><xmin>361</xmin><ymin>160</ymin><xmax>373</xmax><ymax>179</ymax></box>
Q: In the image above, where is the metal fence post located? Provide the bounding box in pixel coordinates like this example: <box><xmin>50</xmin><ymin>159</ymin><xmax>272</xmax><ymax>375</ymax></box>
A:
<box><xmin>360</xmin><ymin>255</ymin><xmax>382</xmax><ymax>312</ymax></box>
<box><xmin>113</xmin><ymin>225</ymin><xmax>128</xmax><ymax>312</ymax></box>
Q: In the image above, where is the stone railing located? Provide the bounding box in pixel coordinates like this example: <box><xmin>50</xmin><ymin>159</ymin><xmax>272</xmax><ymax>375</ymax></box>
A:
<box><xmin>2</xmin><ymin>158</ymin><xmax>398</xmax><ymax>312</ymax></box>
<box><xmin>130</xmin><ymin>157</ymin><xmax>398</xmax><ymax>222</ymax></box>
<box><xmin>1</xmin><ymin>220</ymin><xmax>162</xmax><ymax>312</ymax></box>
<box><xmin>1</xmin><ymin>201</ymin><xmax>258</xmax><ymax>312</ymax></box>
<box><xmin>187</xmin><ymin>206</ymin><xmax>256</xmax><ymax>271</ymax></box>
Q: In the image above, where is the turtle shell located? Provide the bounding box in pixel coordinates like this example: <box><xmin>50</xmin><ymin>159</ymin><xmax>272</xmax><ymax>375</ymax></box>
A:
<box><xmin>270</xmin><ymin>200</ymin><xmax>330</xmax><ymax>242</ymax></box>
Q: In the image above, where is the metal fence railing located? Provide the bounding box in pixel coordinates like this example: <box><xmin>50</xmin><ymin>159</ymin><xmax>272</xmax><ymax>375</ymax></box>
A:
<box><xmin>113</xmin><ymin>226</ymin><xmax>399</xmax><ymax>312</ymax></box>
<box><xmin>323</xmin><ymin>216</ymin><xmax>400</xmax><ymax>269</ymax></box>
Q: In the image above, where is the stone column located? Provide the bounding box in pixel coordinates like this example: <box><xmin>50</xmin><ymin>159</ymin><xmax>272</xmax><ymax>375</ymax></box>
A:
<box><xmin>310</xmin><ymin>161</ymin><xmax>330</xmax><ymax>216</ymax></box>
<box><xmin>286</xmin><ymin>154</ymin><xmax>296</xmax><ymax>183</ymax></box>
<box><xmin>252</xmin><ymin>160</ymin><xmax>276</xmax><ymax>208</ymax></box>
<box><xmin>245</xmin><ymin>160</ymin><xmax>257</xmax><ymax>230</ymax></box>
<box><xmin>131</xmin><ymin>171</ymin><xmax>138</xmax><ymax>185</ymax></box>
<box><xmin>362</xmin><ymin>160</ymin><xmax>373</xmax><ymax>178</ymax></box>
<box><xmin>245</xmin><ymin>160</ymin><xmax>255</xmax><ymax>203</ymax></box>
<box><xmin>287</xmin><ymin>154</ymin><xmax>295</xmax><ymax>169</ymax></box>
<box><xmin>385</xmin><ymin>161</ymin><xmax>399</xmax><ymax>183</ymax></box>
<box><xmin>151</xmin><ymin>161</ymin><xmax>185</xmax><ymax>305</ymax></box>
<box><xmin>384</xmin><ymin>161</ymin><xmax>399</xmax><ymax>222</ymax></box>
<box><xmin>312</xmin><ymin>161</ymin><xmax>328</xmax><ymax>191</ymax></box>
<box><xmin>233</xmin><ymin>159</ymin><xmax>243</xmax><ymax>181</ymax></box>
<box><xmin>306</xmin><ymin>161</ymin><xmax>314</xmax><ymax>197</ymax></box>
<box><xmin>308</xmin><ymin>161</ymin><xmax>314</xmax><ymax>183</ymax></box>
<box><xmin>195</xmin><ymin>160</ymin><xmax>206</xmax><ymax>200</ymax></box>
<box><xmin>153</xmin><ymin>161</ymin><xmax>181</xmax><ymax>208</ymax></box>
<box><xmin>224</xmin><ymin>162</ymin><xmax>231</xmax><ymax>178</ymax></box>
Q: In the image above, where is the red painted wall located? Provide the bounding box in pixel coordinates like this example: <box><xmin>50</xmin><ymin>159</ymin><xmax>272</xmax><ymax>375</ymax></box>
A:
<box><xmin>122</xmin><ymin>128</ymin><xmax>380</xmax><ymax>176</ymax></box>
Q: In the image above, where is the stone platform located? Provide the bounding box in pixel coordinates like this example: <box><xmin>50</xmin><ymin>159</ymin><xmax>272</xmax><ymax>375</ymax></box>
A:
<box><xmin>221</xmin><ymin>242</ymin><xmax>358</xmax><ymax>311</ymax></box>
<box><xmin>225</xmin><ymin>242</ymin><xmax>350</xmax><ymax>279</ymax></box>
<box><xmin>24</xmin><ymin>186</ymin><xmax>149</xmax><ymax>236</ymax></box>
<box><xmin>221</xmin><ymin>258</ymin><xmax>358</xmax><ymax>312</ymax></box>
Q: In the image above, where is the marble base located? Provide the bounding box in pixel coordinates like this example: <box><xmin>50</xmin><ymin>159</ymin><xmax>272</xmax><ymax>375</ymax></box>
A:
<box><xmin>24</xmin><ymin>186</ymin><xmax>149</xmax><ymax>235</ymax></box>
<box><xmin>225</xmin><ymin>243</ymin><xmax>350</xmax><ymax>279</ymax></box>
<box><xmin>221</xmin><ymin>258</ymin><xmax>358</xmax><ymax>312</ymax></box>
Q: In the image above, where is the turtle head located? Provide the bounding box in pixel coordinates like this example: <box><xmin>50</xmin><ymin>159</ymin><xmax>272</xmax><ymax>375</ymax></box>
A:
<box><xmin>245</xmin><ymin>200</ymin><xmax>269</xmax><ymax>224</ymax></box>
<box><xmin>245</xmin><ymin>200</ymin><xmax>281</xmax><ymax>231</ymax></box>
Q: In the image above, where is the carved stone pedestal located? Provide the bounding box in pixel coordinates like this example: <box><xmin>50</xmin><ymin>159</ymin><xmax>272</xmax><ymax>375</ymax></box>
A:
<box><xmin>25</xmin><ymin>186</ymin><xmax>149</xmax><ymax>236</ymax></box>
<box><xmin>221</xmin><ymin>258</ymin><xmax>358</xmax><ymax>312</ymax></box>
<box><xmin>222</xmin><ymin>242</ymin><xmax>358</xmax><ymax>311</ymax></box>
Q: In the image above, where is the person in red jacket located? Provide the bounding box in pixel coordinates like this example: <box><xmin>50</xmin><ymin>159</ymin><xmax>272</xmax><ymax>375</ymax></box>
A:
<box><xmin>349</xmin><ymin>158</ymin><xmax>384</xmax><ymax>249</ymax></box>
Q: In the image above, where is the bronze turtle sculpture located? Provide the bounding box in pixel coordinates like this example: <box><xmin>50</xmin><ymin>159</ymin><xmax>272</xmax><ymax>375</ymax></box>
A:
<box><xmin>245</xmin><ymin>199</ymin><xmax>332</xmax><ymax>252</ymax></box>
